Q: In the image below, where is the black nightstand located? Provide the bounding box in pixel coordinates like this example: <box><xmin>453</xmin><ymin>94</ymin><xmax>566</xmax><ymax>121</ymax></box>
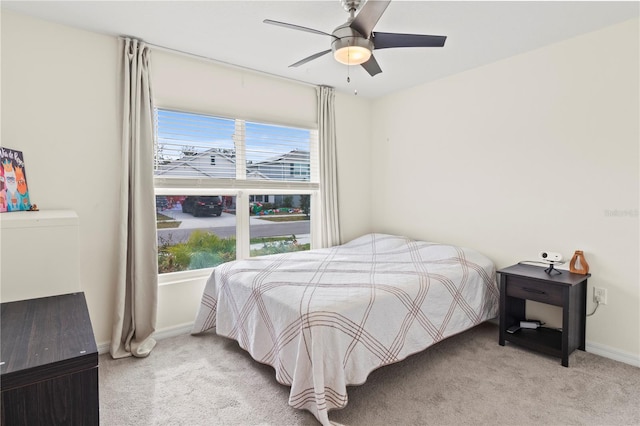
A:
<box><xmin>498</xmin><ymin>264</ymin><xmax>590</xmax><ymax>367</ymax></box>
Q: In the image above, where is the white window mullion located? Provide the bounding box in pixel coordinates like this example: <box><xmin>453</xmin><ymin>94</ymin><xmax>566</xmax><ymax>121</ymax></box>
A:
<box><xmin>236</xmin><ymin>191</ymin><xmax>250</xmax><ymax>260</ymax></box>
<box><xmin>310</xmin><ymin>191</ymin><xmax>321</xmax><ymax>249</ymax></box>
<box><xmin>235</xmin><ymin>119</ymin><xmax>246</xmax><ymax>180</ymax></box>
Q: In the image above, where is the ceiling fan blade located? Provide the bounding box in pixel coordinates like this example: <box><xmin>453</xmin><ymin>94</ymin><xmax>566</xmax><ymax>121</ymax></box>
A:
<box><xmin>360</xmin><ymin>54</ymin><xmax>382</xmax><ymax>77</ymax></box>
<box><xmin>373</xmin><ymin>32</ymin><xmax>447</xmax><ymax>49</ymax></box>
<box><xmin>289</xmin><ymin>49</ymin><xmax>332</xmax><ymax>68</ymax></box>
<box><xmin>350</xmin><ymin>0</ymin><xmax>391</xmax><ymax>37</ymax></box>
<box><xmin>264</xmin><ymin>19</ymin><xmax>337</xmax><ymax>39</ymax></box>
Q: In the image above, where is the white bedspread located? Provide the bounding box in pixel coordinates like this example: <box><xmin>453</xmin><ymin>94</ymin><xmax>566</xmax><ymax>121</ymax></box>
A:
<box><xmin>192</xmin><ymin>233</ymin><xmax>499</xmax><ymax>425</ymax></box>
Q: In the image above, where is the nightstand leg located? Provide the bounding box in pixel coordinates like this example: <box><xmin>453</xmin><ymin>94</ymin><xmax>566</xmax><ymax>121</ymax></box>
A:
<box><xmin>562</xmin><ymin>287</ymin><xmax>570</xmax><ymax>367</ymax></box>
<box><xmin>499</xmin><ymin>274</ymin><xmax>506</xmax><ymax>346</ymax></box>
<box><xmin>579</xmin><ymin>281</ymin><xmax>587</xmax><ymax>351</ymax></box>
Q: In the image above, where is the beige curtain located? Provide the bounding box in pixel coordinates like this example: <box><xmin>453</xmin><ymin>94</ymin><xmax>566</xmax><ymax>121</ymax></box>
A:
<box><xmin>317</xmin><ymin>86</ymin><xmax>341</xmax><ymax>247</ymax></box>
<box><xmin>110</xmin><ymin>38</ymin><xmax>158</xmax><ymax>359</ymax></box>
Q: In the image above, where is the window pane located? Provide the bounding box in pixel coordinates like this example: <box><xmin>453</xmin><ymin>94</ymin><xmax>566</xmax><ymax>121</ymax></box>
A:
<box><xmin>249</xmin><ymin>194</ymin><xmax>311</xmax><ymax>257</ymax></box>
<box><xmin>246</xmin><ymin>122</ymin><xmax>311</xmax><ymax>182</ymax></box>
<box><xmin>156</xmin><ymin>195</ymin><xmax>236</xmax><ymax>273</ymax></box>
<box><xmin>154</xmin><ymin>109</ymin><xmax>237</xmax><ymax>179</ymax></box>
<box><xmin>154</xmin><ymin>109</ymin><xmax>315</xmax><ymax>183</ymax></box>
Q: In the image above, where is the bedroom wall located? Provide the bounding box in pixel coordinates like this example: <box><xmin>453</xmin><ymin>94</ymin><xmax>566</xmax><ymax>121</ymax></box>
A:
<box><xmin>333</xmin><ymin>91</ymin><xmax>373</xmax><ymax>243</ymax></box>
<box><xmin>370</xmin><ymin>18</ymin><xmax>640</xmax><ymax>365</ymax></box>
<box><xmin>1</xmin><ymin>10</ymin><xmax>121</xmax><ymax>347</ymax></box>
<box><xmin>1</xmin><ymin>10</ymin><xmax>373</xmax><ymax>348</ymax></box>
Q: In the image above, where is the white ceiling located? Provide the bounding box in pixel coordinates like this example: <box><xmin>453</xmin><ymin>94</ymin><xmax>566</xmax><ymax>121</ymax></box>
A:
<box><xmin>3</xmin><ymin>1</ymin><xmax>638</xmax><ymax>98</ymax></box>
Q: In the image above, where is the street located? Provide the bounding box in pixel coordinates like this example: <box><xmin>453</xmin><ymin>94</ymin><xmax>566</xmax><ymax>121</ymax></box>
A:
<box><xmin>157</xmin><ymin>208</ymin><xmax>310</xmax><ymax>245</ymax></box>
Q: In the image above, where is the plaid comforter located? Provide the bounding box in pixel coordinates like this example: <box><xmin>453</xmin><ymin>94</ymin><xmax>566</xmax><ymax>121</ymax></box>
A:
<box><xmin>192</xmin><ymin>233</ymin><xmax>499</xmax><ymax>425</ymax></box>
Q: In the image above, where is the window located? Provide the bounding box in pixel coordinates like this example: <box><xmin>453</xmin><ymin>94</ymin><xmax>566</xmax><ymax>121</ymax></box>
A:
<box><xmin>290</xmin><ymin>162</ymin><xmax>309</xmax><ymax>177</ymax></box>
<box><xmin>250</xmin><ymin>195</ymin><xmax>267</xmax><ymax>203</ymax></box>
<box><xmin>153</xmin><ymin>108</ymin><xmax>319</xmax><ymax>278</ymax></box>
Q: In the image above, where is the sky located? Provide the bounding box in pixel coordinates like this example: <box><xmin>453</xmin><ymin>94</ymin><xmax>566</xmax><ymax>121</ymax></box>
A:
<box><xmin>156</xmin><ymin>108</ymin><xmax>311</xmax><ymax>163</ymax></box>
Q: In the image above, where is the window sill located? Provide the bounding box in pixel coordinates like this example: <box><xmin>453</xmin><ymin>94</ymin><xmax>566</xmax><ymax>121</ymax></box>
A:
<box><xmin>158</xmin><ymin>268</ymin><xmax>213</xmax><ymax>287</ymax></box>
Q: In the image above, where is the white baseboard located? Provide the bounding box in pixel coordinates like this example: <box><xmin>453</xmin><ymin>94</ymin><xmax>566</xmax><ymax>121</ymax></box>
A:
<box><xmin>586</xmin><ymin>340</ymin><xmax>640</xmax><ymax>368</ymax></box>
<box><xmin>154</xmin><ymin>322</ymin><xmax>195</xmax><ymax>341</ymax></box>
<box><xmin>97</xmin><ymin>342</ymin><xmax>110</xmax><ymax>355</ymax></box>
<box><xmin>96</xmin><ymin>322</ymin><xmax>195</xmax><ymax>355</ymax></box>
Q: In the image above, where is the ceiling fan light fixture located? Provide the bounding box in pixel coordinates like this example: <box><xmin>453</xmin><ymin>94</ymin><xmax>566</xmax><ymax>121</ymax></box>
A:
<box><xmin>331</xmin><ymin>29</ymin><xmax>374</xmax><ymax>66</ymax></box>
<box><xmin>333</xmin><ymin>45</ymin><xmax>371</xmax><ymax>65</ymax></box>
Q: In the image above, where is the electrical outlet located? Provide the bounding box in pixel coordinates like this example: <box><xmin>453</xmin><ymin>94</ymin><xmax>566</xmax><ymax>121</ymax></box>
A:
<box><xmin>594</xmin><ymin>287</ymin><xmax>608</xmax><ymax>305</ymax></box>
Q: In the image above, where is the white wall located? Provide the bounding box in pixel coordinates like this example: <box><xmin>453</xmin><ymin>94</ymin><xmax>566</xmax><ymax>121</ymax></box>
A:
<box><xmin>1</xmin><ymin>10</ymin><xmax>373</xmax><ymax>347</ymax></box>
<box><xmin>334</xmin><ymin>91</ymin><xmax>372</xmax><ymax>243</ymax></box>
<box><xmin>1</xmin><ymin>10</ymin><xmax>121</xmax><ymax>346</ymax></box>
<box><xmin>371</xmin><ymin>19</ymin><xmax>639</xmax><ymax>364</ymax></box>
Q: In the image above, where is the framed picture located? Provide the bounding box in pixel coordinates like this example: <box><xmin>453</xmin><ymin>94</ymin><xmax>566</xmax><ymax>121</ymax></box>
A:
<box><xmin>1</xmin><ymin>147</ymin><xmax>31</xmax><ymax>212</ymax></box>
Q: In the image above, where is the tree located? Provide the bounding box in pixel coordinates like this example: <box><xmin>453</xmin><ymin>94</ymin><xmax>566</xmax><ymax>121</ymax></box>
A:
<box><xmin>300</xmin><ymin>194</ymin><xmax>310</xmax><ymax>217</ymax></box>
<box><xmin>181</xmin><ymin>145</ymin><xmax>197</xmax><ymax>156</ymax></box>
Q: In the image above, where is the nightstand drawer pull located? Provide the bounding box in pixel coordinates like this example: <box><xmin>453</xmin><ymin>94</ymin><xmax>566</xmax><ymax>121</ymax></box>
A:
<box><xmin>523</xmin><ymin>287</ymin><xmax>546</xmax><ymax>295</ymax></box>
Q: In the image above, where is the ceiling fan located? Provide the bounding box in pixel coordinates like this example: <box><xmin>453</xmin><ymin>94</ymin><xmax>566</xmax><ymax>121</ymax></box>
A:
<box><xmin>264</xmin><ymin>0</ymin><xmax>447</xmax><ymax>77</ymax></box>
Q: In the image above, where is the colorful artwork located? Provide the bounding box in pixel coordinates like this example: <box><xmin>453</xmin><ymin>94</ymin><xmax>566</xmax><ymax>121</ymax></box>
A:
<box><xmin>0</xmin><ymin>147</ymin><xmax>31</xmax><ymax>212</ymax></box>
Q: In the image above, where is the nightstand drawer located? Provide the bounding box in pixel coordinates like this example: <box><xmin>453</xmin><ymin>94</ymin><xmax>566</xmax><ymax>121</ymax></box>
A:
<box><xmin>506</xmin><ymin>277</ymin><xmax>563</xmax><ymax>306</ymax></box>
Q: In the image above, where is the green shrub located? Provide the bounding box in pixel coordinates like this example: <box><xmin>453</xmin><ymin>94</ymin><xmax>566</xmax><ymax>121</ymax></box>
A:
<box><xmin>158</xmin><ymin>230</ymin><xmax>236</xmax><ymax>273</ymax></box>
<box><xmin>250</xmin><ymin>235</ymin><xmax>310</xmax><ymax>256</ymax></box>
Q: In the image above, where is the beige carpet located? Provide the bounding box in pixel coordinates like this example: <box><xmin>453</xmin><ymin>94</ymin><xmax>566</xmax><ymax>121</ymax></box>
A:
<box><xmin>99</xmin><ymin>322</ymin><xmax>640</xmax><ymax>425</ymax></box>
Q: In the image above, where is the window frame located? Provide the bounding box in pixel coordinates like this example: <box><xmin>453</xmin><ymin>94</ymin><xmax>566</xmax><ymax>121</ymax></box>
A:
<box><xmin>153</xmin><ymin>107</ymin><xmax>320</xmax><ymax>284</ymax></box>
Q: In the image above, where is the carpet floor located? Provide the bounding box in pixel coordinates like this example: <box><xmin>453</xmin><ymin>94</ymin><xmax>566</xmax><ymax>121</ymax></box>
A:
<box><xmin>99</xmin><ymin>322</ymin><xmax>640</xmax><ymax>425</ymax></box>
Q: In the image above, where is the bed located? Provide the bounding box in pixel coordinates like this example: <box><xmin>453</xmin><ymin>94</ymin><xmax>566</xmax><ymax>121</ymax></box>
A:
<box><xmin>192</xmin><ymin>233</ymin><xmax>499</xmax><ymax>425</ymax></box>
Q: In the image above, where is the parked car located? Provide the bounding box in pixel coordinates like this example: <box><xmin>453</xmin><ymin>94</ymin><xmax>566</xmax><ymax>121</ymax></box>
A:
<box><xmin>182</xmin><ymin>196</ymin><xmax>223</xmax><ymax>217</ymax></box>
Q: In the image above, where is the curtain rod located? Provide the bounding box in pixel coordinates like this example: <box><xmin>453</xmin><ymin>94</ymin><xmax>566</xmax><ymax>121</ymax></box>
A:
<box><xmin>129</xmin><ymin>37</ymin><xmax>328</xmax><ymax>91</ymax></box>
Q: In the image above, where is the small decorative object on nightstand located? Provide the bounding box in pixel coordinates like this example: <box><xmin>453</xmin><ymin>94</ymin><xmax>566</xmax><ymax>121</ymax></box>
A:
<box><xmin>569</xmin><ymin>250</ymin><xmax>589</xmax><ymax>275</ymax></box>
<box><xmin>498</xmin><ymin>263</ymin><xmax>590</xmax><ymax>367</ymax></box>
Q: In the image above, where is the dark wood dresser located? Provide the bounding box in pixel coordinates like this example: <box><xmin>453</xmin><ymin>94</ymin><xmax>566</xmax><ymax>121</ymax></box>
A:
<box><xmin>1</xmin><ymin>292</ymin><xmax>99</xmax><ymax>425</ymax></box>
